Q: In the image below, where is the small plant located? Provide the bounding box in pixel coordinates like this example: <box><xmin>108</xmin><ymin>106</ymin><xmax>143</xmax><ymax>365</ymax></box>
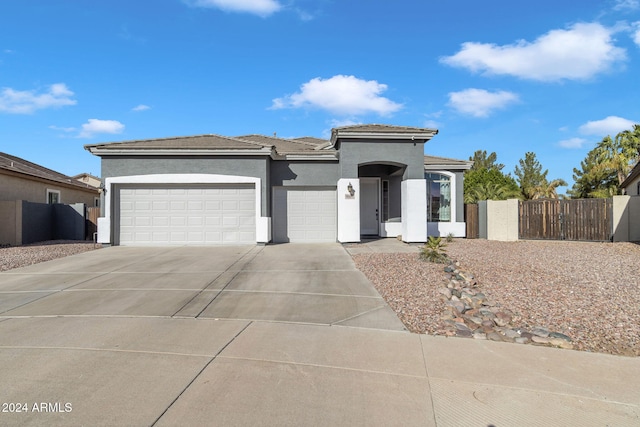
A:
<box><xmin>419</xmin><ymin>236</ymin><xmax>449</xmax><ymax>263</ymax></box>
<box><xmin>445</xmin><ymin>232</ymin><xmax>455</xmax><ymax>243</ymax></box>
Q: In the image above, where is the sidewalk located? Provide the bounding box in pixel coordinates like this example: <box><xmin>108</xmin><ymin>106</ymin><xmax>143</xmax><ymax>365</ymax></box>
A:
<box><xmin>0</xmin><ymin>244</ymin><xmax>637</xmax><ymax>426</ymax></box>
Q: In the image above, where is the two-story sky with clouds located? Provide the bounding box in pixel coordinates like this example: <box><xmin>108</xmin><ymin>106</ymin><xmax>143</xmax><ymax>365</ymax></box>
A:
<box><xmin>1</xmin><ymin>0</ymin><xmax>639</xmax><ymax>193</ymax></box>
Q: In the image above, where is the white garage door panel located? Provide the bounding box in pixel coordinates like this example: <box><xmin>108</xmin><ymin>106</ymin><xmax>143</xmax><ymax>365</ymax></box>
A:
<box><xmin>273</xmin><ymin>187</ymin><xmax>337</xmax><ymax>243</ymax></box>
<box><xmin>119</xmin><ymin>185</ymin><xmax>255</xmax><ymax>245</ymax></box>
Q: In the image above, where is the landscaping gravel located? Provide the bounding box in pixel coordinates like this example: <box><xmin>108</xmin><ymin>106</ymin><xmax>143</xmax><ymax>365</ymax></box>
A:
<box><xmin>352</xmin><ymin>239</ymin><xmax>640</xmax><ymax>357</ymax></box>
<box><xmin>0</xmin><ymin>240</ymin><xmax>100</xmax><ymax>272</ymax></box>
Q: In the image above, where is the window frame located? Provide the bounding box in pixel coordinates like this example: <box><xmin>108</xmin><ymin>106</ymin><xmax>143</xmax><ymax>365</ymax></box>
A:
<box><xmin>425</xmin><ymin>171</ymin><xmax>456</xmax><ymax>223</ymax></box>
<box><xmin>46</xmin><ymin>189</ymin><xmax>61</xmax><ymax>204</ymax></box>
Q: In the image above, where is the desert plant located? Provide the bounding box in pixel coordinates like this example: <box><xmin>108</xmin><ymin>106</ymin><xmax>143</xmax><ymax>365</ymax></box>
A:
<box><xmin>419</xmin><ymin>236</ymin><xmax>449</xmax><ymax>263</ymax></box>
<box><xmin>445</xmin><ymin>232</ymin><xmax>455</xmax><ymax>243</ymax></box>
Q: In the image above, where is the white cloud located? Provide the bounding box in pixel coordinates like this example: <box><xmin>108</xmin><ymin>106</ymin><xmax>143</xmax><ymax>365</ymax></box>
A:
<box><xmin>185</xmin><ymin>0</ymin><xmax>282</xmax><ymax>17</ymax></box>
<box><xmin>271</xmin><ymin>75</ymin><xmax>403</xmax><ymax>116</ymax></box>
<box><xmin>440</xmin><ymin>23</ymin><xmax>626</xmax><ymax>81</ymax></box>
<box><xmin>329</xmin><ymin>118</ymin><xmax>361</xmax><ymax>128</ymax></box>
<box><xmin>322</xmin><ymin>118</ymin><xmax>362</xmax><ymax>138</ymax></box>
<box><xmin>558</xmin><ymin>137</ymin><xmax>588</xmax><ymax>149</ymax></box>
<box><xmin>49</xmin><ymin>125</ymin><xmax>76</xmax><ymax>133</ymax></box>
<box><xmin>447</xmin><ymin>88</ymin><xmax>519</xmax><ymax>118</ymax></box>
<box><xmin>79</xmin><ymin>119</ymin><xmax>125</xmax><ymax>138</ymax></box>
<box><xmin>632</xmin><ymin>21</ymin><xmax>640</xmax><ymax>46</ymax></box>
<box><xmin>132</xmin><ymin>104</ymin><xmax>151</xmax><ymax>112</ymax></box>
<box><xmin>614</xmin><ymin>0</ymin><xmax>639</xmax><ymax>11</ymax></box>
<box><xmin>579</xmin><ymin>116</ymin><xmax>636</xmax><ymax>136</ymax></box>
<box><xmin>0</xmin><ymin>83</ymin><xmax>76</xmax><ymax>114</ymax></box>
<box><xmin>423</xmin><ymin>119</ymin><xmax>440</xmax><ymax>129</ymax></box>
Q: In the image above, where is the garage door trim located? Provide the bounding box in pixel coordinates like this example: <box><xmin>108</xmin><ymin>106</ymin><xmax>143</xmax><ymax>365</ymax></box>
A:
<box><xmin>103</xmin><ymin>174</ymin><xmax>263</xmax><ymax>245</ymax></box>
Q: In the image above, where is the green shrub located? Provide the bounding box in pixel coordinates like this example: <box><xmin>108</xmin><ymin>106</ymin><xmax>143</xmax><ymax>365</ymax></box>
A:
<box><xmin>419</xmin><ymin>236</ymin><xmax>449</xmax><ymax>263</ymax></box>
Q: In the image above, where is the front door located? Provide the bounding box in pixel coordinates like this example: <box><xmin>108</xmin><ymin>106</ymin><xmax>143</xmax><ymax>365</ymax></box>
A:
<box><xmin>360</xmin><ymin>178</ymin><xmax>380</xmax><ymax>235</ymax></box>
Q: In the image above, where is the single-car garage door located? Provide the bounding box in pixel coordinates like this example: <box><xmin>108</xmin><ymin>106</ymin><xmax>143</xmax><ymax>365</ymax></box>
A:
<box><xmin>118</xmin><ymin>184</ymin><xmax>255</xmax><ymax>245</ymax></box>
<box><xmin>272</xmin><ymin>186</ymin><xmax>337</xmax><ymax>243</ymax></box>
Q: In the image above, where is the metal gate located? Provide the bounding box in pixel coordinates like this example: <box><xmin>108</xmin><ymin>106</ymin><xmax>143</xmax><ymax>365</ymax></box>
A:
<box><xmin>518</xmin><ymin>199</ymin><xmax>613</xmax><ymax>241</ymax></box>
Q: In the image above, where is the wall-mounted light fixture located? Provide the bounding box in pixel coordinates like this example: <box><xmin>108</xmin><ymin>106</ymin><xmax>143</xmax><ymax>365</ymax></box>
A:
<box><xmin>347</xmin><ymin>182</ymin><xmax>355</xmax><ymax>197</ymax></box>
<box><xmin>99</xmin><ymin>183</ymin><xmax>107</xmax><ymax>195</ymax></box>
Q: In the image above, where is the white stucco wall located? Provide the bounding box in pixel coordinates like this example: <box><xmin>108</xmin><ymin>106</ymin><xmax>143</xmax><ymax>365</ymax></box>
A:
<box><xmin>486</xmin><ymin>199</ymin><xmax>519</xmax><ymax>241</ymax></box>
<box><xmin>337</xmin><ymin>178</ymin><xmax>360</xmax><ymax>242</ymax></box>
<box><xmin>401</xmin><ymin>179</ymin><xmax>427</xmax><ymax>242</ymax></box>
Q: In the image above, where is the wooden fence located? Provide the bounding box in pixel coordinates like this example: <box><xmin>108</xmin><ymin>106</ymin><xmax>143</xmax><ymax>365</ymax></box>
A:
<box><xmin>518</xmin><ymin>198</ymin><xmax>613</xmax><ymax>241</ymax></box>
<box><xmin>87</xmin><ymin>207</ymin><xmax>100</xmax><ymax>240</ymax></box>
<box><xmin>464</xmin><ymin>204</ymin><xmax>479</xmax><ymax>239</ymax></box>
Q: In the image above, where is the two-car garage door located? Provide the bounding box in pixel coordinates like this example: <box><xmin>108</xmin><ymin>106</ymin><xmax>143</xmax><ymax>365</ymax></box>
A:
<box><xmin>117</xmin><ymin>184</ymin><xmax>255</xmax><ymax>245</ymax></box>
<box><xmin>115</xmin><ymin>184</ymin><xmax>336</xmax><ymax>245</ymax></box>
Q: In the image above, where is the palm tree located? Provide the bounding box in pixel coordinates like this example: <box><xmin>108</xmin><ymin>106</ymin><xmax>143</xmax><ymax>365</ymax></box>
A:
<box><xmin>530</xmin><ymin>178</ymin><xmax>568</xmax><ymax>199</ymax></box>
<box><xmin>465</xmin><ymin>182</ymin><xmax>522</xmax><ymax>203</ymax></box>
<box><xmin>594</xmin><ymin>128</ymin><xmax>640</xmax><ymax>187</ymax></box>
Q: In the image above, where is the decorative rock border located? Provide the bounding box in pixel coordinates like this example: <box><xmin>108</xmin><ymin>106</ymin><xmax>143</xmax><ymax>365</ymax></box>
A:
<box><xmin>440</xmin><ymin>260</ymin><xmax>574</xmax><ymax>350</ymax></box>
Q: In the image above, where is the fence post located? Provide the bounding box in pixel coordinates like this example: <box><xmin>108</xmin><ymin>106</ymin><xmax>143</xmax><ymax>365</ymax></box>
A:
<box><xmin>486</xmin><ymin>199</ymin><xmax>519</xmax><ymax>241</ymax></box>
<box><xmin>612</xmin><ymin>195</ymin><xmax>630</xmax><ymax>242</ymax></box>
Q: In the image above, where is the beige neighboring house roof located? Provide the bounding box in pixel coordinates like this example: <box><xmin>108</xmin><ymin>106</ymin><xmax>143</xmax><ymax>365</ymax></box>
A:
<box><xmin>621</xmin><ymin>161</ymin><xmax>640</xmax><ymax>189</ymax></box>
<box><xmin>0</xmin><ymin>152</ymin><xmax>98</xmax><ymax>193</ymax></box>
<box><xmin>424</xmin><ymin>155</ymin><xmax>473</xmax><ymax>170</ymax></box>
<box><xmin>72</xmin><ymin>173</ymin><xmax>102</xmax><ymax>188</ymax></box>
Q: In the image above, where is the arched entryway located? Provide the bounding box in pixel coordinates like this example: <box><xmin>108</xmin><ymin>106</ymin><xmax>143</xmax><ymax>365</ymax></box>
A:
<box><xmin>358</xmin><ymin>162</ymin><xmax>406</xmax><ymax>237</ymax></box>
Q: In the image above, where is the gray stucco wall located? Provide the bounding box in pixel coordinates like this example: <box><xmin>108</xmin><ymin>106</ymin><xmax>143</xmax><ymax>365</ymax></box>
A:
<box><xmin>270</xmin><ymin>161</ymin><xmax>340</xmax><ymax>187</ymax></box>
<box><xmin>53</xmin><ymin>203</ymin><xmax>86</xmax><ymax>240</ymax></box>
<box><xmin>101</xmin><ymin>155</ymin><xmax>271</xmax><ymax>214</ymax></box>
<box><xmin>22</xmin><ymin>201</ymin><xmax>53</xmax><ymax>244</ymax></box>
<box><xmin>339</xmin><ymin>140</ymin><xmax>426</xmax><ymax>179</ymax></box>
<box><xmin>389</xmin><ymin>176</ymin><xmax>403</xmax><ymax>219</ymax></box>
<box><xmin>455</xmin><ymin>171</ymin><xmax>465</xmax><ymax>222</ymax></box>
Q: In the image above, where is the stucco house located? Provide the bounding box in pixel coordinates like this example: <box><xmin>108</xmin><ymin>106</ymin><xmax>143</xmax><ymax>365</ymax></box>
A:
<box><xmin>85</xmin><ymin>124</ymin><xmax>472</xmax><ymax>246</ymax></box>
<box><xmin>621</xmin><ymin>161</ymin><xmax>640</xmax><ymax>196</ymax></box>
<box><xmin>0</xmin><ymin>152</ymin><xmax>100</xmax><ymax>246</ymax></box>
<box><xmin>72</xmin><ymin>172</ymin><xmax>102</xmax><ymax>191</ymax></box>
<box><xmin>0</xmin><ymin>152</ymin><xmax>99</xmax><ymax>206</ymax></box>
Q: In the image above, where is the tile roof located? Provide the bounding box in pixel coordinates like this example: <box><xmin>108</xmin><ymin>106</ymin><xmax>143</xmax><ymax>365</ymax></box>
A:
<box><xmin>86</xmin><ymin>134</ymin><xmax>267</xmax><ymax>151</ymax></box>
<box><xmin>424</xmin><ymin>155</ymin><xmax>473</xmax><ymax>169</ymax></box>
<box><xmin>292</xmin><ymin>136</ymin><xmax>330</xmax><ymax>146</ymax></box>
<box><xmin>333</xmin><ymin>124</ymin><xmax>438</xmax><ymax>134</ymax></box>
<box><xmin>0</xmin><ymin>152</ymin><xmax>98</xmax><ymax>191</ymax></box>
<box><xmin>235</xmin><ymin>134</ymin><xmax>337</xmax><ymax>156</ymax></box>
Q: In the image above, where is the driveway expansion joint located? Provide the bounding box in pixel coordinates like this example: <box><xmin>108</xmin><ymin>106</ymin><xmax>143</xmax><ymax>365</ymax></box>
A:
<box><xmin>149</xmin><ymin>321</ymin><xmax>253</xmax><ymax>426</ymax></box>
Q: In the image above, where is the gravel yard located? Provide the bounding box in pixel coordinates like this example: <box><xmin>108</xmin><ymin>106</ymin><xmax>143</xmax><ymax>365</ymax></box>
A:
<box><xmin>352</xmin><ymin>239</ymin><xmax>640</xmax><ymax>357</ymax></box>
<box><xmin>0</xmin><ymin>240</ymin><xmax>100</xmax><ymax>272</ymax></box>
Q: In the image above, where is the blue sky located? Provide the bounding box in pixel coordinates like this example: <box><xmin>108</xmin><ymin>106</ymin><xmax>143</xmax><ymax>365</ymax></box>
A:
<box><xmin>2</xmin><ymin>0</ymin><xmax>639</xmax><ymax>193</ymax></box>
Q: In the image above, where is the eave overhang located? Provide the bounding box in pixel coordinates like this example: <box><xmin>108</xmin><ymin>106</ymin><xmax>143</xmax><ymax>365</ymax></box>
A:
<box><xmin>424</xmin><ymin>163</ymin><xmax>473</xmax><ymax>171</ymax></box>
<box><xmin>85</xmin><ymin>147</ymin><xmax>274</xmax><ymax>157</ymax></box>
<box><xmin>329</xmin><ymin>129</ymin><xmax>439</xmax><ymax>148</ymax></box>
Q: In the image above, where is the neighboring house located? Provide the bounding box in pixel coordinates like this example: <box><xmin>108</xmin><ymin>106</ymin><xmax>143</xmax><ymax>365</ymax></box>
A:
<box><xmin>72</xmin><ymin>173</ymin><xmax>102</xmax><ymax>189</ymax></box>
<box><xmin>0</xmin><ymin>152</ymin><xmax>100</xmax><ymax>246</ymax></box>
<box><xmin>621</xmin><ymin>161</ymin><xmax>640</xmax><ymax>196</ymax></box>
<box><xmin>85</xmin><ymin>124</ymin><xmax>471</xmax><ymax>246</ymax></box>
<box><xmin>0</xmin><ymin>152</ymin><xmax>99</xmax><ymax>206</ymax></box>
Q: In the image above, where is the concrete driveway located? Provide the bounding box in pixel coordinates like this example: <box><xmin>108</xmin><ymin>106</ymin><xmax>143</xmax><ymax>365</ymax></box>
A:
<box><xmin>0</xmin><ymin>243</ymin><xmax>639</xmax><ymax>426</ymax></box>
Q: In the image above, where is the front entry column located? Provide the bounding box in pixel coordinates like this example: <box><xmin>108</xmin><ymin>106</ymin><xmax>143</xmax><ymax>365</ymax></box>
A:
<box><xmin>401</xmin><ymin>179</ymin><xmax>427</xmax><ymax>242</ymax></box>
<box><xmin>337</xmin><ymin>178</ymin><xmax>360</xmax><ymax>242</ymax></box>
